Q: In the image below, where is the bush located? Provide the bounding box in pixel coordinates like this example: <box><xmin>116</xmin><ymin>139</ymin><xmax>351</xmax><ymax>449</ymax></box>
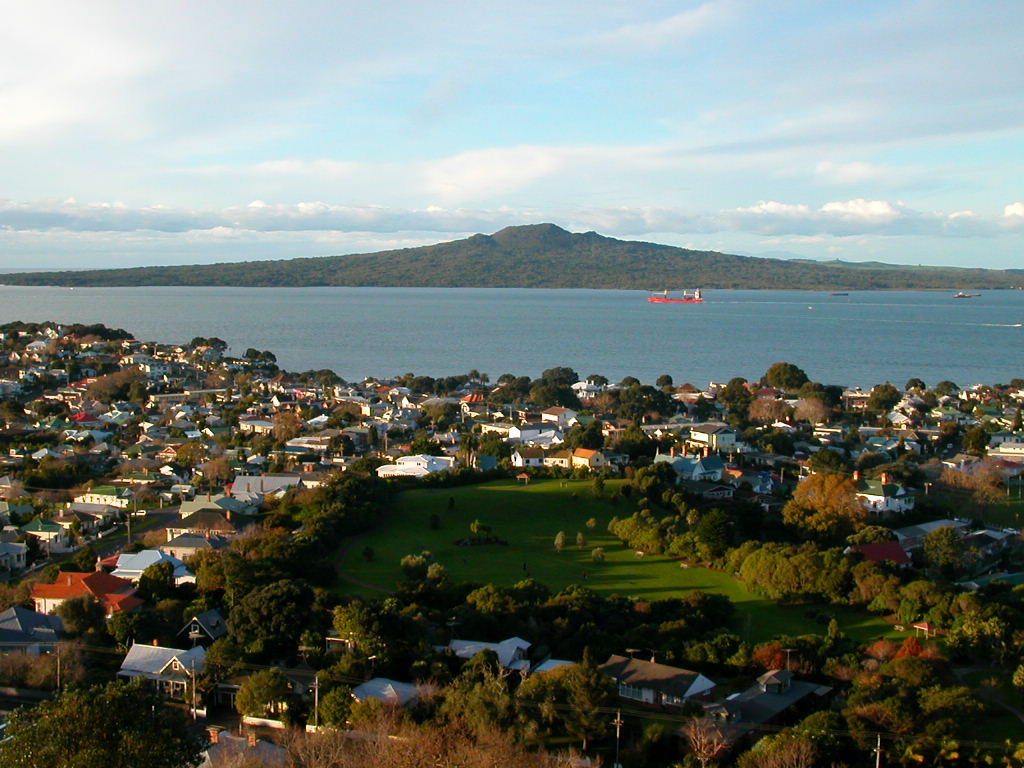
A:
<box><xmin>591</xmin><ymin>547</ymin><xmax>606</xmax><ymax>563</ymax></box>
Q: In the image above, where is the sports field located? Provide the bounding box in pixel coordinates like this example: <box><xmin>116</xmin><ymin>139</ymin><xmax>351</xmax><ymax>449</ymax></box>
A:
<box><xmin>336</xmin><ymin>478</ymin><xmax>896</xmax><ymax>644</ymax></box>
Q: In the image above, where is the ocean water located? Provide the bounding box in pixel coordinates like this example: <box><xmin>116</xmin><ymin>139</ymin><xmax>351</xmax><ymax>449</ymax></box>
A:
<box><xmin>0</xmin><ymin>286</ymin><xmax>1021</xmax><ymax>389</ymax></box>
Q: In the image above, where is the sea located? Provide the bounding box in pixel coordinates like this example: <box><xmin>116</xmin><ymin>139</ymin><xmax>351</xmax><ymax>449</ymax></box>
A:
<box><xmin>0</xmin><ymin>286</ymin><xmax>1021</xmax><ymax>389</ymax></box>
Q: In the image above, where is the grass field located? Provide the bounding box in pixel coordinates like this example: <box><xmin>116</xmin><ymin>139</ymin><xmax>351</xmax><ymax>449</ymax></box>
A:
<box><xmin>336</xmin><ymin>478</ymin><xmax>896</xmax><ymax>644</ymax></box>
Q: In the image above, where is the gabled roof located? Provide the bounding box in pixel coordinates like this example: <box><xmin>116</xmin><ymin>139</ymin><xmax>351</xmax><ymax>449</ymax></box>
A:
<box><xmin>179</xmin><ymin>609</ymin><xmax>229</xmax><ymax>641</ymax></box>
<box><xmin>600</xmin><ymin>654</ymin><xmax>716</xmax><ymax>699</ymax></box>
<box><xmin>119</xmin><ymin>642</ymin><xmax>206</xmax><ymax>678</ymax></box>
<box><xmin>448</xmin><ymin>636</ymin><xmax>531</xmax><ymax>669</ymax></box>
<box><xmin>0</xmin><ymin>606</ymin><xmax>63</xmax><ymax>645</ymax></box>
<box><xmin>32</xmin><ymin>570</ymin><xmax>143</xmax><ymax>614</ymax></box>
<box><xmin>850</xmin><ymin>541</ymin><xmax>912</xmax><ymax>565</ymax></box>
<box><xmin>351</xmin><ymin>677</ymin><xmax>429</xmax><ymax>706</ymax></box>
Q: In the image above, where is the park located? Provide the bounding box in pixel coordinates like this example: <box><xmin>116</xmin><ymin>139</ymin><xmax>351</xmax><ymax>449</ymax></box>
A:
<box><xmin>336</xmin><ymin>477</ymin><xmax>896</xmax><ymax>644</ymax></box>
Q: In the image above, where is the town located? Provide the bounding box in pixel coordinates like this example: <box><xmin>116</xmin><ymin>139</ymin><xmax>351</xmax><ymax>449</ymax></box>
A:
<box><xmin>1</xmin><ymin>319</ymin><xmax>1023</xmax><ymax>767</ymax></box>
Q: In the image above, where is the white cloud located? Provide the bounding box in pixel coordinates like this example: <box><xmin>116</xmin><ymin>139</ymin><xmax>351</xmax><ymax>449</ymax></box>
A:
<box><xmin>819</xmin><ymin>199</ymin><xmax>901</xmax><ymax>221</ymax></box>
<box><xmin>1004</xmin><ymin>202</ymin><xmax>1024</xmax><ymax>218</ymax></box>
<box><xmin>592</xmin><ymin>0</ymin><xmax>738</xmax><ymax>51</ymax></box>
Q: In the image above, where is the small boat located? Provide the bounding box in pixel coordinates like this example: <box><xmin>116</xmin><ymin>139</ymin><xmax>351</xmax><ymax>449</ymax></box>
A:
<box><xmin>831</xmin><ymin>292</ymin><xmax>849</xmax><ymax>296</ymax></box>
<box><xmin>953</xmin><ymin>291</ymin><xmax>981</xmax><ymax>298</ymax></box>
<box><xmin>648</xmin><ymin>288</ymin><xmax>703</xmax><ymax>304</ymax></box>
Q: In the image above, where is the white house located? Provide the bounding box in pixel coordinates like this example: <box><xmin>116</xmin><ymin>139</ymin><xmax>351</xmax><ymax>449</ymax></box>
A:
<box><xmin>376</xmin><ymin>454</ymin><xmax>456</xmax><ymax>478</ymax></box>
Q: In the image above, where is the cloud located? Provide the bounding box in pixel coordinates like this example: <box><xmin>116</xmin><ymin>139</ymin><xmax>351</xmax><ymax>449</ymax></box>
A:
<box><xmin>592</xmin><ymin>0</ymin><xmax>738</xmax><ymax>51</ymax></box>
<box><xmin>1</xmin><ymin>196</ymin><xmax>1017</xmax><ymax>244</ymax></box>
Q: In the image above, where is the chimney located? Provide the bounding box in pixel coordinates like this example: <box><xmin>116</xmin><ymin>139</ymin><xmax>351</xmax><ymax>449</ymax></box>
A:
<box><xmin>670</xmin><ymin>447</ymin><xmax>676</xmax><ymax>458</ymax></box>
<box><xmin>207</xmin><ymin>728</ymin><xmax>220</xmax><ymax>745</ymax></box>
<box><xmin>853</xmin><ymin>470</ymin><xmax>861</xmax><ymax>482</ymax></box>
<box><xmin>247</xmin><ymin>732</ymin><xmax>258</xmax><ymax>748</ymax></box>
<box><xmin>881</xmin><ymin>472</ymin><xmax>891</xmax><ymax>484</ymax></box>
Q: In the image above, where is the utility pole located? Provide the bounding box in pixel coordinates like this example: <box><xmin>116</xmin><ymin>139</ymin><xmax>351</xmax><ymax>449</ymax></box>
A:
<box><xmin>313</xmin><ymin>674</ymin><xmax>320</xmax><ymax>729</ymax></box>
<box><xmin>191</xmin><ymin>657</ymin><xmax>197</xmax><ymax>720</ymax></box>
<box><xmin>55</xmin><ymin>643</ymin><xmax>61</xmax><ymax>691</ymax></box>
<box><xmin>612</xmin><ymin>710</ymin><xmax>624</xmax><ymax>768</ymax></box>
<box><xmin>874</xmin><ymin>733</ymin><xmax>883</xmax><ymax>768</ymax></box>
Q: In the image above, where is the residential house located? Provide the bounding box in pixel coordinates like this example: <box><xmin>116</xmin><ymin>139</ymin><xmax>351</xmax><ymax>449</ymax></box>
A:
<box><xmin>687</xmin><ymin>423</ymin><xmax>738</xmax><ymax>454</ymax></box>
<box><xmin>703</xmin><ymin>670</ymin><xmax>832</xmax><ymax>747</ymax></box>
<box><xmin>201</xmin><ymin>730</ymin><xmax>288</xmax><ymax>768</ymax></box>
<box><xmin>229</xmin><ymin>474</ymin><xmax>304</xmax><ymax>504</ymax></box>
<box><xmin>32</xmin><ymin>571</ymin><xmax>143</xmax><ymax>616</ymax></box>
<box><xmin>352</xmin><ymin>678</ymin><xmax>433</xmax><ymax>707</ymax></box>
<box><xmin>853</xmin><ymin>472</ymin><xmax>915</xmax><ymax>515</ymax></box>
<box><xmin>118</xmin><ymin>641</ymin><xmax>206</xmax><ymax>701</ymax></box>
<box><xmin>542</xmin><ymin>449</ymin><xmax>572</xmax><ymax>469</ymax></box>
<box><xmin>0</xmin><ymin>606</ymin><xmax>63</xmax><ymax>655</ymax></box>
<box><xmin>161</xmin><ymin>533</ymin><xmax>229</xmax><ymax>560</ymax></box>
<box><xmin>655</xmin><ymin>452</ymin><xmax>725</xmax><ymax>482</ymax></box>
<box><xmin>600</xmin><ymin>654</ymin><xmax>716</xmax><ymax>708</ymax></box>
<box><xmin>109</xmin><ymin>549</ymin><xmax>195</xmax><ymax>585</ymax></box>
<box><xmin>571</xmin><ymin>448</ymin><xmax>609</xmax><ymax>471</ymax></box>
<box><xmin>74</xmin><ymin>485</ymin><xmax>130</xmax><ymax>509</ymax></box>
<box><xmin>165</xmin><ymin>510</ymin><xmax>245</xmax><ymax>541</ymax></box>
<box><xmin>20</xmin><ymin>518</ymin><xmax>71</xmax><ymax>553</ymax></box>
<box><xmin>894</xmin><ymin>519</ymin><xmax>970</xmax><ymax>551</ymax></box>
<box><xmin>0</xmin><ymin>541</ymin><xmax>28</xmax><ymax>574</ymax></box>
<box><xmin>847</xmin><ymin>541</ymin><xmax>912</xmax><ymax>566</ymax></box>
<box><xmin>376</xmin><ymin>454</ymin><xmax>456</xmax><ymax>478</ymax></box>
<box><xmin>445</xmin><ymin>636</ymin><xmax>532</xmax><ymax>673</ymax></box>
<box><xmin>178</xmin><ymin>609</ymin><xmax>229</xmax><ymax>647</ymax></box>
<box><xmin>541</xmin><ymin>407</ymin><xmax>578</xmax><ymax>429</ymax></box>
<box><xmin>511</xmin><ymin>447</ymin><xmax>546</xmax><ymax>468</ymax></box>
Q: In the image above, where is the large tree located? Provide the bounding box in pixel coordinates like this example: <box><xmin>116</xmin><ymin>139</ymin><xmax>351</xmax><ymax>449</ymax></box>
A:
<box><xmin>763</xmin><ymin>362</ymin><xmax>809</xmax><ymax>392</ymax></box>
<box><xmin>0</xmin><ymin>679</ymin><xmax>205</xmax><ymax>768</ymax></box>
<box><xmin>783</xmin><ymin>473</ymin><xmax>868</xmax><ymax>542</ymax></box>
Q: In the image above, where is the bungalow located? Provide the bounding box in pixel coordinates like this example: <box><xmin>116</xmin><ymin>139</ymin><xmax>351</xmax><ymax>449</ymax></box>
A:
<box><xmin>20</xmin><ymin>518</ymin><xmax>71</xmax><ymax>553</ymax></box>
<box><xmin>847</xmin><ymin>541</ymin><xmax>912</xmax><ymax>566</ymax></box>
<box><xmin>165</xmin><ymin>510</ymin><xmax>244</xmax><ymax>541</ymax></box>
<box><xmin>541</xmin><ymin>407</ymin><xmax>578</xmax><ymax>429</ymax></box>
<box><xmin>0</xmin><ymin>541</ymin><xmax>28</xmax><ymax>574</ymax></box>
<box><xmin>352</xmin><ymin>678</ymin><xmax>433</xmax><ymax>707</ymax></box>
<box><xmin>228</xmin><ymin>473</ymin><xmax>304</xmax><ymax>504</ymax></box>
<box><xmin>894</xmin><ymin>519</ymin><xmax>970</xmax><ymax>551</ymax></box>
<box><xmin>571</xmin><ymin>448</ymin><xmax>608</xmax><ymax>471</ymax></box>
<box><xmin>445</xmin><ymin>636</ymin><xmax>532</xmax><ymax>673</ymax></box>
<box><xmin>178</xmin><ymin>609</ymin><xmax>229</xmax><ymax>647</ymax></box>
<box><xmin>511</xmin><ymin>447</ymin><xmax>546</xmax><ymax>468</ymax></box>
<box><xmin>161</xmin><ymin>533</ymin><xmax>229</xmax><ymax>561</ymax></box>
<box><xmin>110</xmin><ymin>550</ymin><xmax>195</xmax><ymax>585</ymax></box>
<box><xmin>543</xmin><ymin>449</ymin><xmax>572</xmax><ymax>469</ymax></box>
<box><xmin>376</xmin><ymin>454</ymin><xmax>456</xmax><ymax>478</ymax></box>
<box><xmin>32</xmin><ymin>571</ymin><xmax>143</xmax><ymax>616</ymax></box>
<box><xmin>0</xmin><ymin>605</ymin><xmax>63</xmax><ymax>655</ymax></box>
<box><xmin>655</xmin><ymin>452</ymin><xmax>725</xmax><ymax>482</ymax></box>
<box><xmin>118</xmin><ymin>641</ymin><xmax>206</xmax><ymax>701</ymax></box>
<box><xmin>74</xmin><ymin>485</ymin><xmax>130</xmax><ymax>509</ymax></box>
<box><xmin>601</xmin><ymin>654</ymin><xmax>716</xmax><ymax>708</ymax></box>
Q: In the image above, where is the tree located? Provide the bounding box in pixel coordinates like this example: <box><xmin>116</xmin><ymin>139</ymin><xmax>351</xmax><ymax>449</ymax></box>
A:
<box><xmin>55</xmin><ymin>594</ymin><xmax>105</xmax><ymax>636</ymax></box>
<box><xmin>236</xmin><ymin>667</ymin><xmax>292</xmax><ymax>717</ymax></box>
<box><xmin>749</xmin><ymin>398</ymin><xmax>789</xmax><ymax>424</ymax></box>
<box><xmin>138</xmin><ymin>559</ymin><xmax>176</xmax><ymax>601</ymax></box>
<box><xmin>963</xmin><ymin>425</ymin><xmax>989</xmax><ymax>455</ymax></box>
<box><xmin>0</xmin><ymin>679</ymin><xmax>205</xmax><ymax>768</ymax></box>
<box><xmin>807</xmin><ymin>448</ymin><xmax>851</xmax><ymax>475</ymax></box>
<box><xmin>794</xmin><ymin>397</ymin><xmax>830</xmax><ymax>424</ymax></box>
<box><xmin>764</xmin><ymin>362</ymin><xmax>809</xmax><ymax>392</ymax></box>
<box><xmin>783</xmin><ymin>473</ymin><xmax>867</xmax><ymax>541</ymax></box>
<box><xmin>272</xmin><ymin>411</ymin><xmax>302</xmax><ymax>442</ymax></box>
<box><xmin>591</xmin><ymin>547</ymin><xmax>606</xmax><ymax>563</ymax></box>
<box><xmin>867</xmin><ymin>383</ymin><xmax>901</xmax><ymax>413</ymax></box>
<box><xmin>685</xmin><ymin>717</ymin><xmax>730</xmax><ymax>768</ymax></box>
<box><xmin>923</xmin><ymin>526</ymin><xmax>962</xmax><ymax>579</ymax></box>
<box><xmin>229</xmin><ymin>579</ymin><xmax>316</xmax><ymax>659</ymax></box>
<box><xmin>575</xmin><ymin>531</ymin><xmax>587</xmax><ymax>549</ymax></box>
<box><xmin>554</xmin><ymin>531</ymin><xmax>566</xmax><ymax>553</ymax></box>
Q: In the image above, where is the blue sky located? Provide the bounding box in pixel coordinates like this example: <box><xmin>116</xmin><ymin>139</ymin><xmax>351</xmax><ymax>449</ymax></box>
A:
<box><xmin>1</xmin><ymin>0</ymin><xmax>1022</xmax><ymax>269</ymax></box>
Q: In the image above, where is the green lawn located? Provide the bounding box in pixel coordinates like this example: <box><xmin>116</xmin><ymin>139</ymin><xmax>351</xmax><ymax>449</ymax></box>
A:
<box><xmin>336</xmin><ymin>478</ymin><xmax>895</xmax><ymax>644</ymax></box>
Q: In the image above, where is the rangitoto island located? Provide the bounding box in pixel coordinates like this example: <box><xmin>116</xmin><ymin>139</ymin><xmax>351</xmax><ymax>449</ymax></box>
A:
<box><xmin>2</xmin><ymin>223</ymin><xmax>1021</xmax><ymax>290</ymax></box>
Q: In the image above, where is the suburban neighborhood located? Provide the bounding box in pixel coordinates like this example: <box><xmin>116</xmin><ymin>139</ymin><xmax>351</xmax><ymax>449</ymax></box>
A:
<box><xmin>1</xmin><ymin>320</ymin><xmax>1024</xmax><ymax>767</ymax></box>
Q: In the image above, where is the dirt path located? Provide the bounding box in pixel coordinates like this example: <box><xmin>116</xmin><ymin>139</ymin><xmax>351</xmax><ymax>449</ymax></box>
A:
<box><xmin>333</xmin><ymin>537</ymin><xmax>393</xmax><ymax>595</ymax></box>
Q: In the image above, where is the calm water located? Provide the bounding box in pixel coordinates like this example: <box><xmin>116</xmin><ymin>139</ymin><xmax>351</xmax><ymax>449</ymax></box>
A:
<box><xmin>0</xmin><ymin>286</ymin><xmax>1021</xmax><ymax>388</ymax></box>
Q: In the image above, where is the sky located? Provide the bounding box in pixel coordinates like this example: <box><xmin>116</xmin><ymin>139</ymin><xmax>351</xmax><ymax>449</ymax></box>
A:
<box><xmin>1</xmin><ymin>0</ymin><xmax>1022</xmax><ymax>270</ymax></box>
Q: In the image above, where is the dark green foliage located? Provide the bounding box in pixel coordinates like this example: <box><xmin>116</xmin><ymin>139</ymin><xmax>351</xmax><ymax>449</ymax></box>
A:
<box><xmin>229</xmin><ymin>578</ymin><xmax>317</xmax><ymax>659</ymax></box>
<box><xmin>0</xmin><ymin>679</ymin><xmax>205</xmax><ymax>768</ymax></box>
